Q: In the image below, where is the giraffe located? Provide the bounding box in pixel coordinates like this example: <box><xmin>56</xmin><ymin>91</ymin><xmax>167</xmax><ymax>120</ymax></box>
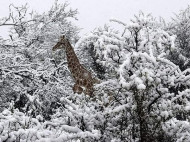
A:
<box><xmin>52</xmin><ymin>35</ymin><xmax>99</xmax><ymax>96</ymax></box>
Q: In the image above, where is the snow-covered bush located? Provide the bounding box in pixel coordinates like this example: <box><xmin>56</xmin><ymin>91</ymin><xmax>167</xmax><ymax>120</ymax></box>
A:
<box><xmin>77</xmin><ymin>12</ymin><xmax>190</xmax><ymax>141</ymax></box>
<box><xmin>0</xmin><ymin>107</ymin><xmax>100</xmax><ymax>142</ymax></box>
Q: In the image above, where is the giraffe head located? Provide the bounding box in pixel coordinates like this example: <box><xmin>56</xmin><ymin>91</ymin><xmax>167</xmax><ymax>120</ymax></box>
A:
<box><xmin>52</xmin><ymin>35</ymin><xmax>69</xmax><ymax>51</ymax></box>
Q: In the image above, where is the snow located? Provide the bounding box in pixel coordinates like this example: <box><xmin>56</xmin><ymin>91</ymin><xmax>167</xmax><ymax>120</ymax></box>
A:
<box><xmin>106</xmin><ymin>104</ymin><xmax>129</xmax><ymax>114</ymax></box>
<box><xmin>137</xmin><ymin>84</ymin><xmax>146</xmax><ymax>90</ymax></box>
<box><xmin>1</xmin><ymin>3</ymin><xmax>190</xmax><ymax>142</ymax></box>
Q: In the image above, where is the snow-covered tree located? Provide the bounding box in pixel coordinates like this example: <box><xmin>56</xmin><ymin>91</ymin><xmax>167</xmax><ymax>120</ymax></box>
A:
<box><xmin>0</xmin><ymin>1</ymin><xmax>80</xmax><ymax>118</ymax></box>
<box><xmin>167</xmin><ymin>5</ymin><xmax>190</xmax><ymax>70</ymax></box>
<box><xmin>77</xmin><ymin>12</ymin><xmax>190</xmax><ymax>142</ymax></box>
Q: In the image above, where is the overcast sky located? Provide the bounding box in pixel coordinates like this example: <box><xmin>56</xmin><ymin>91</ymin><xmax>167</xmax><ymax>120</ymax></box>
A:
<box><xmin>0</xmin><ymin>0</ymin><xmax>189</xmax><ymax>37</ymax></box>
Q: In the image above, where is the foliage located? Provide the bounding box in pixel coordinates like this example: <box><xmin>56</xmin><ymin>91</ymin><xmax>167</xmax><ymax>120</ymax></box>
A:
<box><xmin>77</xmin><ymin>12</ymin><xmax>190</xmax><ymax>142</ymax></box>
<box><xmin>0</xmin><ymin>1</ymin><xmax>79</xmax><ymax>119</ymax></box>
<box><xmin>167</xmin><ymin>5</ymin><xmax>190</xmax><ymax>70</ymax></box>
<box><xmin>1</xmin><ymin>2</ymin><xmax>190</xmax><ymax>142</ymax></box>
<box><xmin>0</xmin><ymin>107</ymin><xmax>100</xmax><ymax>141</ymax></box>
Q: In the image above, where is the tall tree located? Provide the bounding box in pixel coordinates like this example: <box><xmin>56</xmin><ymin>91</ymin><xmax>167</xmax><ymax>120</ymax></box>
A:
<box><xmin>0</xmin><ymin>1</ymin><xmax>79</xmax><ymax>118</ymax></box>
<box><xmin>168</xmin><ymin>5</ymin><xmax>190</xmax><ymax>70</ymax></box>
<box><xmin>77</xmin><ymin>12</ymin><xmax>190</xmax><ymax>142</ymax></box>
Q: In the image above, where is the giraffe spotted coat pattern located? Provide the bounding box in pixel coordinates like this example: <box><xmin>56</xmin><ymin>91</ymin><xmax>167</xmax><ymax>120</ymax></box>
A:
<box><xmin>52</xmin><ymin>35</ymin><xmax>99</xmax><ymax>96</ymax></box>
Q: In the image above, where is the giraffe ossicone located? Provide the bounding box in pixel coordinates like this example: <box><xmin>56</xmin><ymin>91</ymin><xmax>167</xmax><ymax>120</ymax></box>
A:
<box><xmin>52</xmin><ymin>35</ymin><xmax>100</xmax><ymax>96</ymax></box>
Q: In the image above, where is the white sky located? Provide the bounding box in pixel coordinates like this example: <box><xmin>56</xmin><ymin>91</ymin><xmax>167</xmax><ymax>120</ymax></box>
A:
<box><xmin>0</xmin><ymin>0</ymin><xmax>189</xmax><ymax>37</ymax></box>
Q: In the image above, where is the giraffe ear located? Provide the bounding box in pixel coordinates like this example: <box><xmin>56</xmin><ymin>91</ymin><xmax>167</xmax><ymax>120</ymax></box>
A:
<box><xmin>62</xmin><ymin>35</ymin><xmax>65</xmax><ymax>39</ymax></box>
<box><xmin>59</xmin><ymin>35</ymin><xmax>65</xmax><ymax>39</ymax></box>
<box><xmin>62</xmin><ymin>35</ymin><xmax>69</xmax><ymax>41</ymax></box>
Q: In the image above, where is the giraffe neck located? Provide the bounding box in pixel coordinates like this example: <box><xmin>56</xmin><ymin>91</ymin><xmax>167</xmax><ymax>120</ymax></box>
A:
<box><xmin>64</xmin><ymin>41</ymin><xmax>81</xmax><ymax>78</ymax></box>
<box><xmin>65</xmin><ymin>41</ymin><xmax>79</xmax><ymax>62</ymax></box>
